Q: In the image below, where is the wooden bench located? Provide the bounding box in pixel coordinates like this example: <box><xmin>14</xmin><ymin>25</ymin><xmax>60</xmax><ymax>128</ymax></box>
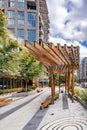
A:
<box><xmin>0</xmin><ymin>101</ymin><xmax>6</xmax><ymax>106</ymax></box>
<box><xmin>0</xmin><ymin>98</ymin><xmax>5</xmax><ymax>101</ymax></box>
<box><xmin>40</xmin><ymin>93</ymin><xmax>59</xmax><ymax>110</ymax></box>
<box><xmin>4</xmin><ymin>99</ymin><xmax>13</xmax><ymax>103</ymax></box>
<box><xmin>40</xmin><ymin>98</ymin><xmax>52</xmax><ymax>110</ymax></box>
<box><xmin>0</xmin><ymin>98</ymin><xmax>13</xmax><ymax>106</ymax></box>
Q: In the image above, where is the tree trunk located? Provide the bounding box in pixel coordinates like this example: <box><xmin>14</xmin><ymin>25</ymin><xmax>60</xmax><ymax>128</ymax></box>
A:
<box><xmin>25</xmin><ymin>81</ymin><xmax>27</xmax><ymax>92</ymax></box>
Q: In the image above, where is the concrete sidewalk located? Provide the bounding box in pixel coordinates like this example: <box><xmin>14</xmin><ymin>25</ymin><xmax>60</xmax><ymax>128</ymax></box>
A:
<box><xmin>0</xmin><ymin>87</ymin><xmax>87</xmax><ymax>130</ymax></box>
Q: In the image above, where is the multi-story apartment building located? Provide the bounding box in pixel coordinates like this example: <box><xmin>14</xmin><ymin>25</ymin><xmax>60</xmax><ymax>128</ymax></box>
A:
<box><xmin>0</xmin><ymin>0</ymin><xmax>49</xmax><ymax>43</ymax></box>
<box><xmin>77</xmin><ymin>57</ymin><xmax>87</xmax><ymax>82</ymax></box>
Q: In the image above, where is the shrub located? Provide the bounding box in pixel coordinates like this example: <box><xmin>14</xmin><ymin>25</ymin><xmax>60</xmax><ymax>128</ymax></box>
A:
<box><xmin>27</xmin><ymin>86</ymin><xmax>37</xmax><ymax>91</ymax></box>
<box><xmin>81</xmin><ymin>90</ymin><xmax>87</xmax><ymax>104</ymax></box>
<box><xmin>74</xmin><ymin>87</ymin><xmax>83</xmax><ymax>97</ymax></box>
<box><xmin>0</xmin><ymin>88</ymin><xmax>23</xmax><ymax>95</ymax></box>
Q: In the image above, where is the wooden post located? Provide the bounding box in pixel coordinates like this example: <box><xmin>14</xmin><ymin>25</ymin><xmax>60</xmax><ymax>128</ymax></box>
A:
<box><xmin>58</xmin><ymin>74</ymin><xmax>60</xmax><ymax>93</ymax></box>
<box><xmin>72</xmin><ymin>67</ymin><xmax>74</xmax><ymax>102</ymax></box>
<box><xmin>67</xmin><ymin>70</ymin><xmax>70</xmax><ymax>96</ymax></box>
<box><xmin>50</xmin><ymin>71</ymin><xmax>55</xmax><ymax>104</ymax></box>
<box><xmin>65</xmin><ymin>74</ymin><xmax>67</xmax><ymax>94</ymax></box>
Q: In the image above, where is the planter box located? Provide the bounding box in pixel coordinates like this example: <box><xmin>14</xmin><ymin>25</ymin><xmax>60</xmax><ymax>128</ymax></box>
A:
<box><xmin>76</xmin><ymin>96</ymin><xmax>87</xmax><ymax>109</ymax></box>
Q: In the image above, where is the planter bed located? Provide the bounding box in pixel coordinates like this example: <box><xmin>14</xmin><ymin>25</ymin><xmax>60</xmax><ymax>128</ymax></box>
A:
<box><xmin>76</xmin><ymin>96</ymin><xmax>87</xmax><ymax>109</ymax></box>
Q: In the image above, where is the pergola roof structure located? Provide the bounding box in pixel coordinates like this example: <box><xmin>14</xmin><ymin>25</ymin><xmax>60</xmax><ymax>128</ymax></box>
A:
<box><xmin>25</xmin><ymin>41</ymin><xmax>79</xmax><ymax>73</ymax></box>
<box><xmin>25</xmin><ymin>41</ymin><xmax>80</xmax><ymax>108</ymax></box>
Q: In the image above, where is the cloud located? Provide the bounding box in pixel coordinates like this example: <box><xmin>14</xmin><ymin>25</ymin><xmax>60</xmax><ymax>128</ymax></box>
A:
<box><xmin>46</xmin><ymin>0</ymin><xmax>87</xmax><ymax>59</ymax></box>
<box><xmin>49</xmin><ymin>36</ymin><xmax>87</xmax><ymax>60</ymax></box>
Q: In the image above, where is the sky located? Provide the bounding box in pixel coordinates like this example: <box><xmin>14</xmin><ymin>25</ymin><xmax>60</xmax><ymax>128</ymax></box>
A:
<box><xmin>46</xmin><ymin>0</ymin><xmax>87</xmax><ymax>60</ymax></box>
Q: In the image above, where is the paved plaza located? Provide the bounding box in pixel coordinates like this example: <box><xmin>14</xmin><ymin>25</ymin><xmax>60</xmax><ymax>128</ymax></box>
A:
<box><xmin>0</xmin><ymin>87</ymin><xmax>87</xmax><ymax>130</ymax></box>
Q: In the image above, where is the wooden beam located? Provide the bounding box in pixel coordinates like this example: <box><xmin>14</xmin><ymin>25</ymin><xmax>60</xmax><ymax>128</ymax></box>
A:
<box><xmin>49</xmin><ymin>43</ymin><xmax>67</xmax><ymax>65</ymax></box>
<box><xmin>48</xmin><ymin>68</ymin><xmax>68</xmax><ymax>73</ymax></box>
<box><xmin>64</xmin><ymin>44</ymin><xmax>72</xmax><ymax>63</ymax></box>
<box><xmin>42</xmin><ymin>42</ymin><xmax>65</xmax><ymax>65</ymax></box>
<box><xmin>57</xmin><ymin>44</ymin><xmax>71</xmax><ymax>65</ymax></box>
<box><xmin>71</xmin><ymin>45</ymin><xmax>76</xmax><ymax>65</ymax></box>
<box><xmin>25</xmin><ymin>42</ymin><xmax>54</xmax><ymax>67</ymax></box>
<box><xmin>28</xmin><ymin>48</ymin><xmax>51</xmax><ymax>67</ymax></box>
<box><xmin>33</xmin><ymin>42</ymin><xmax>62</xmax><ymax>65</ymax></box>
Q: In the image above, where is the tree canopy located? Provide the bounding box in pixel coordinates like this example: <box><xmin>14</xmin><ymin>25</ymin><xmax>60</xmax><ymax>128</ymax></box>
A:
<box><xmin>0</xmin><ymin>9</ymin><xmax>45</xmax><ymax>82</ymax></box>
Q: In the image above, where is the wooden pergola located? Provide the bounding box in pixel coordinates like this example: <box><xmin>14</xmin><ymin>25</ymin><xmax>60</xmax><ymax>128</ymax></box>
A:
<box><xmin>25</xmin><ymin>41</ymin><xmax>80</xmax><ymax>108</ymax></box>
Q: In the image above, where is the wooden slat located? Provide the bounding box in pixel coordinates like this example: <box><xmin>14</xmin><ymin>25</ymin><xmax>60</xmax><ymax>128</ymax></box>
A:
<box><xmin>33</xmin><ymin>42</ymin><xmax>62</xmax><ymax>65</ymax></box>
<box><xmin>64</xmin><ymin>44</ymin><xmax>72</xmax><ymax>62</ymax></box>
<box><xmin>49</xmin><ymin>43</ymin><xmax>67</xmax><ymax>65</ymax></box>
<box><xmin>25</xmin><ymin>41</ymin><xmax>54</xmax><ymax>66</ymax></box>
<box><xmin>42</xmin><ymin>42</ymin><xmax>65</xmax><ymax>65</ymax></box>
<box><xmin>25</xmin><ymin>41</ymin><xmax>79</xmax><ymax>74</ymax></box>
<box><xmin>71</xmin><ymin>45</ymin><xmax>76</xmax><ymax>65</ymax></box>
<box><xmin>57</xmin><ymin>44</ymin><xmax>71</xmax><ymax>65</ymax></box>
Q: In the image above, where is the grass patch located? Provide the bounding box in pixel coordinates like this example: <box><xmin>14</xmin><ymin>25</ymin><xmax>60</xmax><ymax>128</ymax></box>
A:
<box><xmin>75</xmin><ymin>87</ymin><xmax>87</xmax><ymax>104</ymax></box>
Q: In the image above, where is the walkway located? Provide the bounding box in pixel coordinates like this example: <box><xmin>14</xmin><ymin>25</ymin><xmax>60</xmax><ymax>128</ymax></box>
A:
<box><xmin>0</xmin><ymin>87</ymin><xmax>87</xmax><ymax>130</ymax></box>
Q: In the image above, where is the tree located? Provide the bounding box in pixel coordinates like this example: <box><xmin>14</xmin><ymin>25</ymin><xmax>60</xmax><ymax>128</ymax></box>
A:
<box><xmin>19</xmin><ymin>48</ymin><xmax>45</xmax><ymax>91</ymax></box>
<box><xmin>0</xmin><ymin>9</ymin><xmax>7</xmax><ymax>39</ymax></box>
<box><xmin>0</xmin><ymin>10</ymin><xmax>20</xmax><ymax>76</ymax></box>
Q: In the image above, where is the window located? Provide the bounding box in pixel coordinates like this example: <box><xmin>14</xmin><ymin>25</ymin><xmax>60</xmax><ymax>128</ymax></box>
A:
<box><xmin>18</xmin><ymin>29</ymin><xmax>24</xmax><ymax>42</ymax></box>
<box><xmin>28</xmin><ymin>30</ymin><xmax>36</xmax><ymax>43</ymax></box>
<box><xmin>0</xmin><ymin>1</ymin><xmax>4</xmax><ymax>7</ymax></box>
<box><xmin>8</xmin><ymin>10</ymin><xmax>14</xmax><ymax>18</ymax></box>
<box><xmin>8</xmin><ymin>11</ymin><xmax>14</xmax><ymax>25</ymax></box>
<box><xmin>28</xmin><ymin>13</ymin><xmax>36</xmax><ymax>27</ymax></box>
<box><xmin>18</xmin><ymin>0</ymin><xmax>24</xmax><ymax>8</ymax></box>
<box><xmin>8</xmin><ymin>0</ymin><xmax>15</xmax><ymax>7</ymax></box>
<box><xmin>18</xmin><ymin>11</ymin><xmax>24</xmax><ymax>26</ymax></box>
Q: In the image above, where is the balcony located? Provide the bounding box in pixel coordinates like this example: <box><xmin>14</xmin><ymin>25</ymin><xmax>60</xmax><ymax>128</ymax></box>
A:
<box><xmin>39</xmin><ymin>17</ymin><xmax>44</xmax><ymax>27</ymax></box>
<box><xmin>27</xmin><ymin>0</ymin><xmax>36</xmax><ymax>10</ymax></box>
<box><xmin>39</xmin><ymin>35</ymin><xmax>44</xmax><ymax>44</ymax></box>
<box><xmin>39</xmin><ymin>27</ymin><xmax>44</xmax><ymax>35</ymax></box>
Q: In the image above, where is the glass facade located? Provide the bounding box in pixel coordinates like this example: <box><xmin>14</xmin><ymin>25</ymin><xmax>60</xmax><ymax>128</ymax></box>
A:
<box><xmin>28</xmin><ymin>30</ymin><xmax>36</xmax><ymax>43</ymax></box>
<box><xmin>28</xmin><ymin>13</ymin><xmax>36</xmax><ymax>27</ymax></box>
<box><xmin>8</xmin><ymin>0</ymin><xmax>15</xmax><ymax>7</ymax></box>
<box><xmin>18</xmin><ymin>29</ymin><xmax>24</xmax><ymax>42</ymax></box>
<box><xmin>18</xmin><ymin>11</ymin><xmax>24</xmax><ymax>26</ymax></box>
<box><xmin>18</xmin><ymin>0</ymin><xmax>24</xmax><ymax>9</ymax></box>
<box><xmin>8</xmin><ymin>10</ymin><xmax>14</xmax><ymax>25</ymax></box>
